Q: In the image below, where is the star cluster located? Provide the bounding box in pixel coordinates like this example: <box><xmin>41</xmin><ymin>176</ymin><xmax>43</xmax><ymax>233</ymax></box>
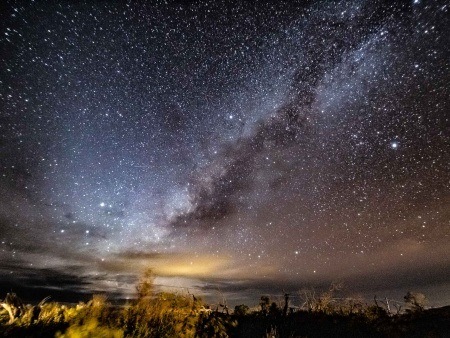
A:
<box><xmin>0</xmin><ymin>1</ymin><xmax>449</xmax><ymax>304</ymax></box>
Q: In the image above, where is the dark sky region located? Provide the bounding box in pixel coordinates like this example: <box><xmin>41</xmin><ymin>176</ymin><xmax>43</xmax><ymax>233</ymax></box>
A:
<box><xmin>0</xmin><ymin>0</ymin><xmax>449</xmax><ymax>307</ymax></box>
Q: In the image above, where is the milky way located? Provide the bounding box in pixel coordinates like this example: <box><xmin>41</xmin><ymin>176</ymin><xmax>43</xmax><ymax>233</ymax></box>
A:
<box><xmin>0</xmin><ymin>1</ymin><xmax>449</xmax><ymax>305</ymax></box>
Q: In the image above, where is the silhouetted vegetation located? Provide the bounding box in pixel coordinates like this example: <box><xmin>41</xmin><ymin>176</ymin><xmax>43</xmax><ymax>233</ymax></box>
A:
<box><xmin>1</xmin><ymin>273</ymin><xmax>449</xmax><ymax>337</ymax></box>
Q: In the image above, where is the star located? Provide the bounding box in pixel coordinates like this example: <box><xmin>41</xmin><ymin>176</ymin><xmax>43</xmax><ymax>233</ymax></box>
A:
<box><xmin>390</xmin><ymin>142</ymin><xmax>399</xmax><ymax>149</ymax></box>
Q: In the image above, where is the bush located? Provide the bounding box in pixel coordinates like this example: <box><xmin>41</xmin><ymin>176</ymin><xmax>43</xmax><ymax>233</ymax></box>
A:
<box><xmin>234</xmin><ymin>304</ymin><xmax>249</xmax><ymax>316</ymax></box>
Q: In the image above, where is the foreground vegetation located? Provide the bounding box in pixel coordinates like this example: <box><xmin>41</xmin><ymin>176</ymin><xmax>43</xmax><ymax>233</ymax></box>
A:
<box><xmin>1</xmin><ymin>274</ymin><xmax>449</xmax><ymax>337</ymax></box>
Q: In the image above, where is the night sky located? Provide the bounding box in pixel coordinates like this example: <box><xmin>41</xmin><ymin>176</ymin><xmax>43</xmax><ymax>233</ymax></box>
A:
<box><xmin>1</xmin><ymin>0</ymin><xmax>449</xmax><ymax>306</ymax></box>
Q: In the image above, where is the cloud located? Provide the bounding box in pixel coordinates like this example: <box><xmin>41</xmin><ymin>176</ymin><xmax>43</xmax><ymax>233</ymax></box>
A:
<box><xmin>0</xmin><ymin>263</ymin><xmax>92</xmax><ymax>303</ymax></box>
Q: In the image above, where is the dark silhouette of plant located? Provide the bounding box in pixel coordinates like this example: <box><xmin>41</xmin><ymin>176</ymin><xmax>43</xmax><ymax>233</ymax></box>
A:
<box><xmin>282</xmin><ymin>292</ymin><xmax>290</xmax><ymax>316</ymax></box>
<box><xmin>234</xmin><ymin>304</ymin><xmax>249</xmax><ymax>316</ymax></box>
<box><xmin>136</xmin><ymin>268</ymin><xmax>155</xmax><ymax>300</ymax></box>
<box><xmin>404</xmin><ymin>291</ymin><xmax>427</xmax><ymax>312</ymax></box>
<box><xmin>259</xmin><ymin>296</ymin><xmax>270</xmax><ymax>315</ymax></box>
<box><xmin>196</xmin><ymin>312</ymin><xmax>237</xmax><ymax>338</ymax></box>
<box><xmin>268</xmin><ymin>302</ymin><xmax>280</xmax><ymax>317</ymax></box>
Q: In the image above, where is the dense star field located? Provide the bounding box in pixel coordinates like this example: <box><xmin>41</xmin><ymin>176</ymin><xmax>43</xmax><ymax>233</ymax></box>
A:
<box><xmin>0</xmin><ymin>1</ymin><xmax>449</xmax><ymax>306</ymax></box>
